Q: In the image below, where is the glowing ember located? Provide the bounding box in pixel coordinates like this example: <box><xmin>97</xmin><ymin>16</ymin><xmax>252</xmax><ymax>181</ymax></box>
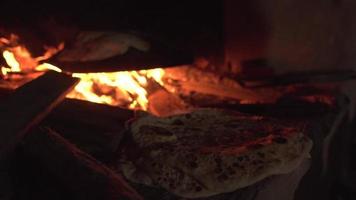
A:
<box><xmin>0</xmin><ymin>35</ymin><xmax>165</xmax><ymax>110</ymax></box>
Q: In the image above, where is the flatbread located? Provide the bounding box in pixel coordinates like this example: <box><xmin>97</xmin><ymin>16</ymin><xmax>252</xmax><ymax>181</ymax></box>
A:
<box><xmin>58</xmin><ymin>31</ymin><xmax>150</xmax><ymax>62</ymax></box>
<box><xmin>120</xmin><ymin>109</ymin><xmax>312</xmax><ymax>198</ymax></box>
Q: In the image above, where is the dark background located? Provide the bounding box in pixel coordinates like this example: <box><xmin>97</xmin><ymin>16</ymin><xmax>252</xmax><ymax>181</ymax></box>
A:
<box><xmin>0</xmin><ymin>0</ymin><xmax>224</xmax><ymax>62</ymax></box>
<box><xmin>1</xmin><ymin>0</ymin><xmax>356</xmax><ymax>75</ymax></box>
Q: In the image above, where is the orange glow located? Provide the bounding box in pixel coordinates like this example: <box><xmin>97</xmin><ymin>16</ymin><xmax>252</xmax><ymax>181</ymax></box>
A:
<box><xmin>68</xmin><ymin>69</ymin><xmax>165</xmax><ymax>110</ymax></box>
<box><xmin>1</xmin><ymin>36</ymin><xmax>63</xmax><ymax>74</ymax></box>
<box><xmin>0</xmin><ymin>34</ymin><xmax>165</xmax><ymax>110</ymax></box>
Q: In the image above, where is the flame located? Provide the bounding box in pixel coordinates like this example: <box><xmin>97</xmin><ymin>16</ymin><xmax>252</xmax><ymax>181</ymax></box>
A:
<box><xmin>35</xmin><ymin>63</ymin><xmax>62</xmax><ymax>72</ymax></box>
<box><xmin>2</xmin><ymin>50</ymin><xmax>21</xmax><ymax>75</ymax></box>
<box><xmin>0</xmin><ymin>35</ymin><xmax>165</xmax><ymax>110</ymax></box>
<box><xmin>68</xmin><ymin>69</ymin><xmax>164</xmax><ymax>110</ymax></box>
<box><xmin>1</xmin><ymin>35</ymin><xmax>63</xmax><ymax>74</ymax></box>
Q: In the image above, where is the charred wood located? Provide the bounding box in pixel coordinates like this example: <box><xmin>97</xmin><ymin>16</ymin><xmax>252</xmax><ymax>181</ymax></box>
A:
<box><xmin>47</xmin><ymin>98</ymin><xmax>133</xmax><ymax>129</ymax></box>
<box><xmin>43</xmin><ymin>99</ymin><xmax>134</xmax><ymax>162</ymax></box>
<box><xmin>0</xmin><ymin>71</ymin><xmax>78</xmax><ymax>159</ymax></box>
<box><xmin>0</xmin><ymin>87</ymin><xmax>134</xmax><ymax>161</ymax></box>
<box><xmin>23</xmin><ymin>127</ymin><xmax>143</xmax><ymax>200</ymax></box>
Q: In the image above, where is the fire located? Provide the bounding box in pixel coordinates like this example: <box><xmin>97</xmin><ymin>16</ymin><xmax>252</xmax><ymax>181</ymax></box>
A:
<box><xmin>68</xmin><ymin>69</ymin><xmax>164</xmax><ymax>110</ymax></box>
<box><xmin>0</xmin><ymin>35</ymin><xmax>165</xmax><ymax>110</ymax></box>
<box><xmin>2</xmin><ymin>50</ymin><xmax>21</xmax><ymax>75</ymax></box>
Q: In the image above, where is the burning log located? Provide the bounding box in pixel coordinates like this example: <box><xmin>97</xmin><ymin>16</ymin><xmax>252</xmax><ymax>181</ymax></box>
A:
<box><xmin>143</xmin><ymin>76</ymin><xmax>189</xmax><ymax>116</ymax></box>
<box><xmin>0</xmin><ymin>71</ymin><xmax>44</xmax><ymax>90</ymax></box>
<box><xmin>161</xmin><ymin>66</ymin><xmax>282</xmax><ymax>104</ymax></box>
<box><xmin>23</xmin><ymin>127</ymin><xmax>143</xmax><ymax>200</ymax></box>
<box><xmin>148</xmin><ymin>89</ymin><xmax>188</xmax><ymax>116</ymax></box>
<box><xmin>0</xmin><ymin>71</ymin><xmax>78</xmax><ymax>159</ymax></box>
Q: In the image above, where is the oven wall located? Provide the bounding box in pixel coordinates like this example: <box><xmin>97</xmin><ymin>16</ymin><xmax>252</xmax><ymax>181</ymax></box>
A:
<box><xmin>224</xmin><ymin>0</ymin><xmax>356</xmax><ymax>75</ymax></box>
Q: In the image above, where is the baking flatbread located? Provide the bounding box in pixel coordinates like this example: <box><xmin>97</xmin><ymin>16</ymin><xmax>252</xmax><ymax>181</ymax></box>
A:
<box><xmin>58</xmin><ymin>31</ymin><xmax>150</xmax><ymax>62</ymax></box>
<box><xmin>120</xmin><ymin>109</ymin><xmax>312</xmax><ymax>198</ymax></box>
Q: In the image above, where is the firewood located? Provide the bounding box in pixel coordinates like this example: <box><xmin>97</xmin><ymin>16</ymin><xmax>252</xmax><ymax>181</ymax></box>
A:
<box><xmin>23</xmin><ymin>127</ymin><xmax>143</xmax><ymax>200</ymax></box>
<box><xmin>0</xmin><ymin>71</ymin><xmax>79</xmax><ymax>159</ymax></box>
<box><xmin>0</xmin><ymin>87</ymin><xmax>133</xmax><ymax>160</ymax></box>
<box><xmin>0</xmin><ymin>72</ymin><xmax>44</xmax><ymax>90</ymax></box>
<box><xmin>47</xmin><ymin>98</ymin><xmax>134</xmax><ymax>129</ymax></box>
<box><xmin>43</xmin><ymin>99</ymin><xmax>134</xmax><ymax>161</ymax></box>
<box><xmin>0</xmin><ymin>88</ymin><xmax>134</xmax><ymax>129</ymax></box>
